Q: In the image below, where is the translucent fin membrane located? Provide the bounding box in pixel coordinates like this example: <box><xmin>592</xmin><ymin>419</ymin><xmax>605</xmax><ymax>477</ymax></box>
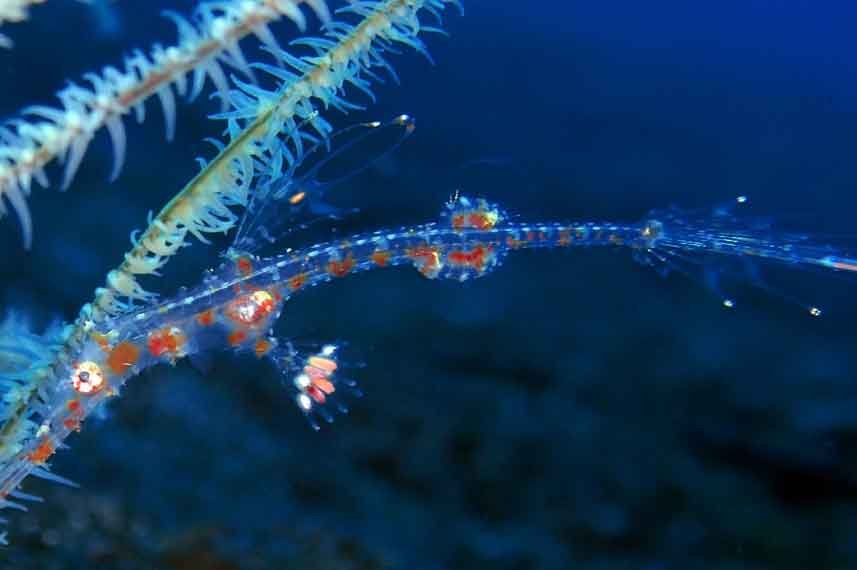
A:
<box><xmin>0</xmin><ymin>0</ymin><xmax>330</xmax><ymax>248</ymax></box>
<box><xmin>274</xmin><ymin>343</ymin><xmax>362</xmax><ymax>431</ymax></box>
<box><xmin>635</xmin><ymin>196</ymin><xmax>857</xmax><ymax>317</ymax></box>
<box><xmin>233</xmin><ymin>113</ymin><xmax>416</xmax><ymax>252</ymax></box>
<box><xmin>86</xmin><ymin>0</ymin><xmax>458</xmax><ymax>321</ymax></box>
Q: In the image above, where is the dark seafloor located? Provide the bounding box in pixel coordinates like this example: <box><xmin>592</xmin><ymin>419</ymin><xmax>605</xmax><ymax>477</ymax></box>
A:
<box><xmin>2</xmin><ymin>1</ymin><xmax>857</xmax><ymax>568</ymax></box>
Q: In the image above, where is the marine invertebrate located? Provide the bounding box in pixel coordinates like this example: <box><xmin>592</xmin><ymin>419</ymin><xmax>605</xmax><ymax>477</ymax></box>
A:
<box><xmin>0</xmin><ymin>0</ymin><xmax>49</xmax><ymax>48</ymax></box>
<box><xmin>0</xmin><ymin>0</ymin><xmax>330</xmax><ymax>247</ymax></box>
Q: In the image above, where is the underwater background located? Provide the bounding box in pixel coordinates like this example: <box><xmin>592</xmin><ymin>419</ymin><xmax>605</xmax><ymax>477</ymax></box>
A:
<box><xmin>3</xmin><ymin>0</ymin><xmax>857</xmax><ymax>568</ymax></box>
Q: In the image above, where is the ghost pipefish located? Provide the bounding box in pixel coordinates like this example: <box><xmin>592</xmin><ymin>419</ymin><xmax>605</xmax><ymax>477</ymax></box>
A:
<box><xmin>2</xmin><ymin>115</ymin><xmax>857</xmax><ymax>542</ymax></box>
<box><xmin>5</xmin><ymin>150</ymin><xmax>857</xmax><ymax>499</ymax></box>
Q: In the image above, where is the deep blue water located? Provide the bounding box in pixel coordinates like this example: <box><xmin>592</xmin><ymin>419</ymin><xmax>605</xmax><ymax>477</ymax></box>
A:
<box><xmin>2</xmin><ymin>1</ymin><xmax>857</xmax><ymax>568</ymax></box>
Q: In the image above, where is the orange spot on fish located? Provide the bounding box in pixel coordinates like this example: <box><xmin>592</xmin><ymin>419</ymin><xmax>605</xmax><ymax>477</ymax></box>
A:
<box><xmin>300</xmin><ymin>350</ymin><xmax>341</xmax><ymax>402</ymax></box>
<box><xmin>147</xmin><ymin>327</ymin><xmax>186</xmax><ymax>359</ymax></box>
<box><xmin>408</xmin><ymin>246</ymin><xmax>439</xmax><ymax>262</ymax></box>
<box><xmin>306</xmin><ymin>385</ymin><xmax>326</xmax><ymax>404</ymax></box>
<box><xmin>448</xmin><ymin>245</ymin><xmax>491</xmax><ymax>272</ymax></box>
<box><xmin>327</xmin><ymin>253</ymin><xmax>355</xmax><ymax>278</ymax></box>
<box><xmin>91</xmin><ymin>332</ymin><xmax>111</xmax><ymax>353</ymax></box>
<box><xmin>228</xmin><ymin>330</ymin><xmax>247</xmax><ymax>346</ymax></box>
<box><xmin>558</xmin><ymin>230</ymin><xmax>571</xmax><ymax>246</ymax></box>
<box><xmin>64</xmin><ymin>399</ymin><xmax>85</xmax><ymax>431</ymax></box>
<box><xmin>468</xmin><ymin>213</ymin><xmax>495</xmax><ymax>230</ymax></box>
<box><xmin>196</xmin><ymin>309</ymin><xmax>215</xmax><ymax>326</ymax></box>
<box><xmin>225</xmin><ymin>290</ymin><xmax>276</xmax><ymax>326</ymax></box>
<box><xmin>451</xmin><ymin>214</ymin><xmax>466</xmax><ymax>230</ymax></box>
<box><xmin>307</xmin><ymin>355</ymin><xmax>338</xmax><ymax>374</ymax></box>
<box><xmin>255</xmin><ymin>339</ymin><xmax>272</xmax><ymax>358</ymax></box>
<box><xmin>371</xmin><ymin>250</ymin><xmax>390</xmax><ymax>267</ymax></box>
<box><xmin>312</xmin><ymin>375</ymin><xmax>335</xmax><ymax>395</ymax></box>
<box><xmin>236</xmin><ymin>256</ymin><xmax>253</xmax><ymax>276</ymax></box>
<box><xmin>147</xmin><ymin>335</ymin><xmax>164</xmax><ymax>357</ymax></box>
<box><xmin>289</xmin><ymin>273</ymin><xmax>307</xmax><ymax>291</ymax></box>
<box><xmin>407</xmin><ymin>245</ymin><xmax>443</xmax><ymax>278</ymax></box>
<box><xmin>107</xmin><ymin>341</ymin><xmax>140</xmax><ymax>375</ymax></box>
<box><xmin>27</xmin><ymin>437</ymin><xmax>54</xmax><ymax>464</ymax></box>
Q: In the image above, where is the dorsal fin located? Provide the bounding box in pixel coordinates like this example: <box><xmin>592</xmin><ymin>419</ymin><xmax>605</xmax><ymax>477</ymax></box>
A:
<box><xmin>442</xmin><ymin>192</ymin><xmax>506</xmax><ymax>231</ymax></box>
<box><xmin>232</xmin><ymin>114</ymin><xmax>416</xmax><ymax>253</ymax></box>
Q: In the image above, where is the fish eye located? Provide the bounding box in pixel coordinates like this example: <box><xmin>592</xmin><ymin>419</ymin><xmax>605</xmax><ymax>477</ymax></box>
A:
<box><xmin>72</xmin><ymin>361</ymin><xmax>105</xmax><ymax>394</ymax></box>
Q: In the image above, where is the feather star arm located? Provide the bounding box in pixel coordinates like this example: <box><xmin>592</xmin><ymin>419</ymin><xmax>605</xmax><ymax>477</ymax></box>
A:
<box><xmin>0</xmin><ymin>0</ymin><xmax>330</xmax><ymax>248</ymax></box>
